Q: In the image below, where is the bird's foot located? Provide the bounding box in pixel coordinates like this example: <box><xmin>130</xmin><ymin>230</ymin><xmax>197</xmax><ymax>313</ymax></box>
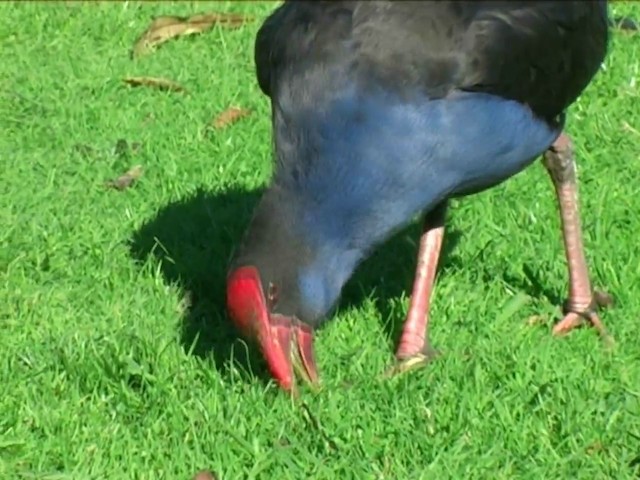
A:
<box><xmin>553</xmin><ymin>289</ymin><xmax>614</xmax><ymax>346</ymax></box>
<box><xmin>383</xmin><ymin>344</ymin><xmax>441</xmax><ymax>378</ymax></box>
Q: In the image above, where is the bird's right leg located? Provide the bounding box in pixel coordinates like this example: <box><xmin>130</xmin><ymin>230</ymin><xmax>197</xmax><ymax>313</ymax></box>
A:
<box><xmin>385</xmin><ymin>202</ymin><xmax>447</xmax><ymax>377</ymax></box>
<box><xmin>541</xmin><ymin>132</ymin><xmax>613</xmax><ymax>343</ymax></box>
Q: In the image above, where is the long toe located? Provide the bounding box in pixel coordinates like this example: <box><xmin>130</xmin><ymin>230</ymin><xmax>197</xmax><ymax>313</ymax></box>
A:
<box><xmin>384</xmin><ymin>345</ymin><xmax>441</xmax><ymax>378</ymax></box>
<box><xmin>552</xmin><ymin>291</ymin><xmax>615</xmax><ymax>347</ymax></box>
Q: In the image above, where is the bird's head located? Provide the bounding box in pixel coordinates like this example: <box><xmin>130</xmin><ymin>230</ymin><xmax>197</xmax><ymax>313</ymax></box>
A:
<box><xmin>225</xmin><ymin>173</ymin><xmax>365</xmax><ymax>392</ymax></box>
<box><xmin>225</xmin><ymin>188</ymin><xmax>323</xmax><ymax>393</ymax></box>
<box><xmin>226</xmin><ymin>264</ymin><xmax>319</xmax><ymax>392</ymax></box>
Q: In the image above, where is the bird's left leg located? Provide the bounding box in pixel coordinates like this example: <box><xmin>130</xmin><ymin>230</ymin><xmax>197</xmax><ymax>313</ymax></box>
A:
<box><xmin>542</xmin><ymin>132</ymin><xmax>613</xmax><ymax>342</ymax></box>
<box><xmin>386</xmin><ymin>202</ymin><xmax>447</xmax><ymax>376</ymax></box>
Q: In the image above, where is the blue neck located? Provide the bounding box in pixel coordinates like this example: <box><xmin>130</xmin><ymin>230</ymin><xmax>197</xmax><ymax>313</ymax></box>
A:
<box><xmin>274</xmin><ymin>84</ymin><xmax>559</xmax><ymax>323</ymax></box>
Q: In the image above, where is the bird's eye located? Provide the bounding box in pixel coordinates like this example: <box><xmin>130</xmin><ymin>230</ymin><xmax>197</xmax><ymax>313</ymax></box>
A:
<box><xmin>267</xmin><ymin>282</ymin><xmax>279</xmax><ymax>307</ymax></box>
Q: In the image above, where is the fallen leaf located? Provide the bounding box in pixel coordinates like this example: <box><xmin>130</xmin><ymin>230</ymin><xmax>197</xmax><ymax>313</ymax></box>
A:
<box><xmin>123</xmin><ymin>76</ymin><xmax>186</xmax><ymax>93</ymax></box>
<box><xmin>132</xmin><ymin>12</ymin><xmax>254</xmax><ymax>58</ymax></box>
<box><xmin>211</xmin><ymin>106</ymin><xmax>251</xmax><ymax>129</ymax></box>
<box><xmin>192</xmin><ymin>470</ymin><xmax>218</xmax><ymax>480</ymax></box>
<box><xmin>105</xmin><ymin>165</ymin><xmax>143</xmax><ymax>191</ymax></box>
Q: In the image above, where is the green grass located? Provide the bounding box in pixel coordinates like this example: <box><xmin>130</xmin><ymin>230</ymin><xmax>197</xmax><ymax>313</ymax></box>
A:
<box><xmin>1</xmin><ymin>2</ymin><xmax>639</xmax><ymax>479</ymax></box>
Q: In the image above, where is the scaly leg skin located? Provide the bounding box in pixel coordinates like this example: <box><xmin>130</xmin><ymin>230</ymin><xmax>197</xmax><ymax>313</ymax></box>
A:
<box><xmin>384</xmin><ymin>202</ymin><xmax>447</xmax><ymax>378</ymax></box>
<box><xmin>542</xmin><ymin>132</ymin><xmax>614</xmax><ymax>345</ymax></box>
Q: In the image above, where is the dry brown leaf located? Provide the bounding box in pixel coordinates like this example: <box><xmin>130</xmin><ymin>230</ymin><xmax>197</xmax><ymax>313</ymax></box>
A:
<box><xmin>123</xmin><ymin>76</ymin><xmax>186</xmax><ymax>93</ymax></box>
<box><xmin>105</xmin><ymin>165</ymin><xmax>143</xmax><ymax>191</ymax></box>
<box><xmin>211</xmin><ymin>106</ymin><xmax>251</xmax><ymax>129</ymax></box>
<box><xmin>192</xmin><ymin>470</ymin><xmax>218</xmax><ymax>480</ymax></box>
<box><xmin>132</xmin><ymin>12</ymin><xmax>254</xmax><ymax>58</ymax></box>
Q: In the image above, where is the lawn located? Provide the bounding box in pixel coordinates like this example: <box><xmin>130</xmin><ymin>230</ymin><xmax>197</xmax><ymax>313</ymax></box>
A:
<box><xmin>1</xmin><ymin>2</ymin><xmax>639</xmax><ymax>479</ymax></box>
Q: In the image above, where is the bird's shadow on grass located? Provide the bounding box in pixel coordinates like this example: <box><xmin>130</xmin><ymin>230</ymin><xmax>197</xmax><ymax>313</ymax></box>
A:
<box><xmin>129</xmin><ymin>187</ymin><xmax>556</xmax><ymax>385</ymax></box>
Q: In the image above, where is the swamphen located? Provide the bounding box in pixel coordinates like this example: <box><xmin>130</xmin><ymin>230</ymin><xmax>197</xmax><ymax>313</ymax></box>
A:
<box><xmin>226</xmin><ymin>1</ymin><xmax>611</xmax><ymax>392</ymax></box>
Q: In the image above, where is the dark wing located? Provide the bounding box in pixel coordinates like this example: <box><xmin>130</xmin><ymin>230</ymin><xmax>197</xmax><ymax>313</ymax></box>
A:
<box><xmin>256</xmin><ymin>1</ymin><xmax>608</xmax><ymax>122</ymax></box>
<box><xmin>254</xmin><ymin>1</ymin><xmax>356</xmax><ymax>98</ymax></box>
<box><xmin>253</xmin><ymin>4</ymin><xmax>282</xmax><ymax>97</ymax></box>
<box><xmin>461</xmin><ymin>1</ymin><xmax>609</xmax><ymax>121</ymax></box>
<box><xmin>352</xmin><ymin>1</ymin><xmax>609</xmax><ymax>122</ymax></box>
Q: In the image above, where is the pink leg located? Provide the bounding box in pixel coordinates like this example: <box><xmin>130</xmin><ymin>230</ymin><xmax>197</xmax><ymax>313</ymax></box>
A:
<box><xmin>542</xmin><ymin>132</ymin><xmax>613</xmax><ymax>339</ymax></box>
<box><xmin>387</xmin><ymin>203</ymin><xmax>446</xmax><ymax>375</ymax></box>
<box><xmin>396</xmin><ymin>224</ymin><xmax>443</xmax><ymax>359</ymax></box>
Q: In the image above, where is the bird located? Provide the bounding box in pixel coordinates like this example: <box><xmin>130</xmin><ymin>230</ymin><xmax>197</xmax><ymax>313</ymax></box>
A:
<box><xmin>225</xmin><ymin>1</ymin><xmax>611</xmax><ymax>393</ymax></box>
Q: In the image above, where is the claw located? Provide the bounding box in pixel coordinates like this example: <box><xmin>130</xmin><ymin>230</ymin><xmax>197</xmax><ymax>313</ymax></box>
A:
<box><xmin>383</xmin><ymin>346</ymin><xmax>441</xmax><ymax>379</ymax></box>
<box><xmin>554</xmin><ymin>289</ymin><xmax>615</xmax><ymax>347</ymax></box>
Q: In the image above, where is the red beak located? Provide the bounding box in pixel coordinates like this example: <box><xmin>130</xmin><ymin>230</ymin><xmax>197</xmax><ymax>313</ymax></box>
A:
<box><xmin>226</xmin><ymin>266</ymin><xmax>319</xmax><ymax>392</ymax></box>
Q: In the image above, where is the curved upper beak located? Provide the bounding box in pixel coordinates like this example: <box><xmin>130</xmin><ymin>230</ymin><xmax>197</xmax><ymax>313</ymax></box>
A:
<box><xmin>226</xmin><ymin>266</ymin><xmax>319</xmax><ymax>392</ymax></box>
